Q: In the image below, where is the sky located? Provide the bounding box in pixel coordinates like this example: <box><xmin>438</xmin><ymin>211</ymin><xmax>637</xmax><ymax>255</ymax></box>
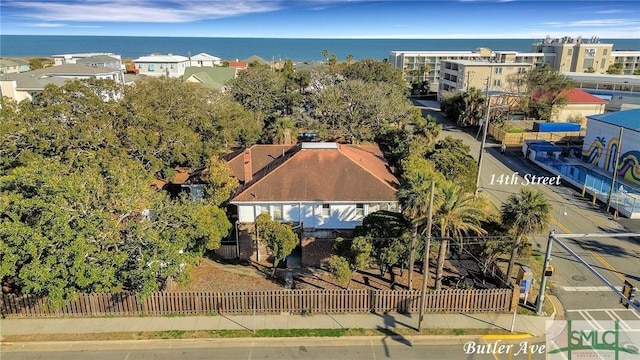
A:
<box><xmin>1</xmin><ymin>0</ymin><xmax>639</xmax><ymax>39</ymax></box>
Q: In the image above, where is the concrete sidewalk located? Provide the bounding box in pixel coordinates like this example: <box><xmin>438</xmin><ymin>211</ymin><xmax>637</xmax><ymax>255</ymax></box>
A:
<box><xmin>0</xmin><ymin>312</ymin><xmax>549</xmax><ymax>339</ymax></box>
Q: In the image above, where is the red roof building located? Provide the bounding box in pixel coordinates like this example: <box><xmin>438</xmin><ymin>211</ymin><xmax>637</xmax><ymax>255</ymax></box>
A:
<box><xmin>552</xmin><ymin>87</ymin><xmax>607</xmax><ymax>124</ymax></box>
<box><xmin>227</xmin><ymin>142</ymin><xmax>400</xmax><ymax>229</ymax></box>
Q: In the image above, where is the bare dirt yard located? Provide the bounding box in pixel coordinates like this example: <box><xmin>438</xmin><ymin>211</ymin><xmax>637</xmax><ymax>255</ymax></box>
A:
<box><xmin>171</xmin><ymin>253</ymin><xmax>499</xmax><ymax>292</ymax></box>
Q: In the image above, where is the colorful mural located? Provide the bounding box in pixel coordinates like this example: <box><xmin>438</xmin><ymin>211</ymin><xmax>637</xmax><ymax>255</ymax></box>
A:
<box><xmin>618</xmin><ymin>151</ymin><xmax>640</xmax><ymax>185</ymax></box>
<box><xmin>582</xmin><ymin>136</ymin><xmax>606</xmax><ymax>165</ymax></box>
<box><xmin>583</xmin><ymin>136</ymin><xmax>640</xmax><ymax>186</ymax></box>
<box><xmin>604</xmin><ymin>137</ymin><xmax>619</xmax><ymax>172</ymax></box>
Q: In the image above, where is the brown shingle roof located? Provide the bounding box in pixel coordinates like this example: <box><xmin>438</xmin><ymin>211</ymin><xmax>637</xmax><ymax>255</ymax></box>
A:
<box><xmin>231</xmin><ymin>143</ymin><xmax>398</xmax><ymax>202</ymax></box>
<box><xmin>226</xmin><ymin>144</ymin><xmax>296</xmax><ymax>183</ymax></box>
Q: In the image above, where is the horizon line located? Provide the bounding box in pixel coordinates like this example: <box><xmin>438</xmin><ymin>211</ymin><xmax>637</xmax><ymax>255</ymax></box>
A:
<box><xmin>2</xmin><ymin>34</ymin><xmax>639</xmax><ymax>40</ymax></box>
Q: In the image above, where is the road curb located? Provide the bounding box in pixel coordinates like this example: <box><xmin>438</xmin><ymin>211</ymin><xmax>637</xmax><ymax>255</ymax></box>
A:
<box><xmin>481</xmin><ymin>333</ymin><xmax>532</xmax><ymax>340</ymax></box>
<box><xmin>0</xmin><ymin>334</ymin><xmax>494</xmax><ymax>351</ymax></box>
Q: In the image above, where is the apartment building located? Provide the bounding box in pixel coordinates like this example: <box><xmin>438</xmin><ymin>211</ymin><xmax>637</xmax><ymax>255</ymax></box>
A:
<box><xmin>439</xmin><ymin>60</ymin><xmax>533</xmax><ymax>97</ymax></box>
<box><xmin>388</xmin><ymin>48</ymin><xmax>494</xmax><ymax>91</ymax></box>
<box><xmin>391</xmin><ymin>36</ymin><xmax>640</xmax><ymax>91</ymax></box>
<box><xmin>531</xmin><ymin>36</ymin><xmax>613</xmax><ymax>73</ymax></box>
<box><xmin>611</xmin><ymin>51</ymin><xmax>640</xmax><ymax>75</ymax></box>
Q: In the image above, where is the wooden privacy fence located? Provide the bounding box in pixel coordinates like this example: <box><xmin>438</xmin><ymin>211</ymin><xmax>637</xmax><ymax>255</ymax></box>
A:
<box><xmin>1</xmin><ymin>288</ymin><xmax>517</xmax><ymax>318</ymax></box>
<box><xmin>488</xmin><ymin>124</ymin><xmax>585</xmax><ymax>146</ymax></box>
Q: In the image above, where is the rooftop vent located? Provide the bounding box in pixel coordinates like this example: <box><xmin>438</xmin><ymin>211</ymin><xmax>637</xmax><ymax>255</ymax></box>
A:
<box><xmin>301</xmin><ymin>142</ymin><xmax>339</xmax><ymax>150</ymax></box>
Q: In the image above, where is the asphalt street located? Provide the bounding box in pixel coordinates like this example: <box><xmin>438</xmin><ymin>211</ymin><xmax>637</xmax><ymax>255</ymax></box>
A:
<box><xmin>414</xmin><ymin>100</ymin><xmax>640</xmax><ymax>323</ymax></box>
<box><xmin>0</xmin><ymin>338</ymin><xmax>547</xmax><ymax>360</ymax></box>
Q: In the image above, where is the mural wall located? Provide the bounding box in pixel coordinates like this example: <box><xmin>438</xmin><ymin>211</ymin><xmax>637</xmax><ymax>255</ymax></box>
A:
<box><xmin>582</xmin><ymin>119</ymin><xmax>640</xmax><ymax>186</ymax></box>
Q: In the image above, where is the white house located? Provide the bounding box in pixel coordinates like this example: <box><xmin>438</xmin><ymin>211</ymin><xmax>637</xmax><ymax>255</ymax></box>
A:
<box><xmin>0</xmin><ymin>63</ymin><xmax>124</xmax><ymax>102</ymax></box>
<box><xmin>52</xmin><ymin>52</ymin><xmax>122</xmax><ymax>66</ymax></box>
<box><xmin>227</xmin><ymin>142</ymin><xmax>400</xmax><ymax>230</ymax></box>
<box><xmin>132</xmin><ymin>54</ymin><xmax>189</xmax><ymax>78</ymax></box>
<box><xmin>189</xmin><ymin>52</ymin><xmax>222</xmax><ymax>67</ymax></box>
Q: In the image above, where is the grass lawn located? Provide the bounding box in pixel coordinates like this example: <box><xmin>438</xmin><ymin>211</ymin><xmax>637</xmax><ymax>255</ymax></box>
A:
<box><xmin>1</xmin><ymin>327</ymin><xmax>515</xmax><ymax>342</ymax></box>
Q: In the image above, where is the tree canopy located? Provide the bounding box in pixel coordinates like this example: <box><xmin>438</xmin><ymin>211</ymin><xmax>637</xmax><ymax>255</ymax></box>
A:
<box><xmin>0</xmin><ymin>78</ymin><xmax>239</xmax><ymax>305</ymax></box>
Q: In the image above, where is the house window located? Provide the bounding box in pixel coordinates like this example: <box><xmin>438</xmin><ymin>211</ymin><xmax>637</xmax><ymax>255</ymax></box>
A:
<box><xmin>321</xmin><ymin>204</ymin><xmax>330</xmax><ymax>217</ymax></box>
<box><xmin>257</xmin><ymin>205</ymin><xmax>269</xmax><ymax>216</ymax></box>
<box><xmin>272</xmin><ymin>204</ymin><xmax>283</xmax><ymax>221</ymax></box>
<box><xmin>494</xmin><ymin>67</ymin><xmax>502</xmax><ymax>75</ymax></box>
<box><xmin>137</xmin><ymin>64</ymin><xmax>142</xmax><ymax>69</ymax></box>
<box><xmin>356</xmin><ymin>204</ymin><xmax>364</xmax><ymax>217</ymax></box>
<box><xmin>160</xmin><ymin>64</ymin><xmax>164</xmax><ymax>69</ymax></box>
<box><xmin>170</xmin><ymin>64</ymin><xmax>176</xmax><ymax>69</ymax></box>
<box><xmin>493</xmin><ymin>79</ymin><xmax>501</xmax><ymax>86</ymax></box>
<box><xmin>148</xmin><ymin>64</ymin><xmax>156</xmax><ymax>72</ymax></box>
<box><xmin>368</xmin><ymin>203</ymin><xmax>380</xmax><ymax>213</ymax></box>
<box><xmin>567</xmin><ymin>49</ymin><xmax>573</xmax><ymax>56</ymax></box>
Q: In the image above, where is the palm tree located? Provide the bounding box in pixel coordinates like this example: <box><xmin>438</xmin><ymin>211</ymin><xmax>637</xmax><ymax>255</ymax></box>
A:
<box><xmin>397</xmin><ymin>157</ymin><xmax>443</xmax><ymax>290</ymax></box>
<box><xmin>267</xmin><ymin>117</ymin><xmax>296</xmax><ymax>144</ymax></box>
<box><xmin>420</xmin><ymin>64</ymin><xmax>431</xmax><ymax>83</ymax></box>
<box><xmin>501</xmin><ymin>188</ymin><xmax>551</xmax><ymax>284</ymax></box>
<box><xmin>433</xmin><ymin>182</ymin><xmax>487</xmax><ymax>290</ymax></box>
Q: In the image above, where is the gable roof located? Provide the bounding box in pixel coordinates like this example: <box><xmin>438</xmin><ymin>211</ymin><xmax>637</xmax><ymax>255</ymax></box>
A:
<box><xmin>230</xmin><ymin>143</ymin><xmax>398</xmax><ymax>203</ymax></box>
<box><xmin>191</xmin><ymin>52</ymin><xmax>221</xmax><ymax>61</ymax></box>
<box><xmin>561</xmin><ymin>88</ymin><xmax>608</xmax><ymax>104</ymax></box>
<box><xmin>77</xmin><ymin>55</ymin><xmax>120</xmax><ymax>64</ymax></box>
<box><xmin>133</xmin><ymin>54</ymin><xmax>189</xmax><ymax>63</ymax></box>
<box><xmin>0</xmin><ymin>64</ymin><xmax>121</xmax><ymax>90</ymax></box>
<box><xmin>183</xmin><ymin>66</ymin><xmax>237</xmax><ymax>90</ymax></box>
<box><xmin>244</xmin><ymin>55</ymin><xmax>269</xmax><ymax>65</ymax></box>
<box><xmin>0</xmin><ymin>58</ymin><xmax>19</xmax><ymax>67</ymax></box>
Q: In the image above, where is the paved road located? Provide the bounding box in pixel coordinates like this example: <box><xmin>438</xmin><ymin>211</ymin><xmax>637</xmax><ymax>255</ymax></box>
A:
<box><xmin>0</xmin><ymin>339</ymin><xmax>547</xmax><ymax>360</ymax></box>
<box><xmin>414</xmin><ymin>100</ymin><xmax>640</xmax><ymax>320</ymax></box>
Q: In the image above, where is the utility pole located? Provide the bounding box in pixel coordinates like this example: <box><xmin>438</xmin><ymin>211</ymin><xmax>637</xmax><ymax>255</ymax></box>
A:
<box><xmin>474</xmin><ymin>73</ymin><xmax>493</xmax><ymax>196</ymax></box>
<box><xmin>606</xmin><ymin>127</ymin><xmax>624</xmax><ymax>213</ymax></box>
<box><xmin>536</xmin><ymin>232</ymin><xmax>640</xmax><ymax>314</ymax></box>
<box><xmin>536</xmin><ymin>231</ymin><xmax>555</xmax><ymax>314</ymax></box>
<box><xmin>418</xmin><ymin>182</ymin><xmax>435</xmax><ymax>332</ymax></box>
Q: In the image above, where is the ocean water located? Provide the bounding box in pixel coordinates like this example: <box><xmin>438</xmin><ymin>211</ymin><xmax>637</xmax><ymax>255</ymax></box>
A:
<box><xmin>1</xmin><ymin>35</ymin><xmax>638</xmax><ymax>61</ymax></box>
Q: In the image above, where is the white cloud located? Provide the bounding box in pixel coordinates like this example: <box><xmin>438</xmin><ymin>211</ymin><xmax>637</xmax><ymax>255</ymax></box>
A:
<box><xmin>595</xmin><ymin>9</ymin><xmax>626</xmax><ymax>14</ymax></box>
<box><xmin>7</xmin><ymin>0</ymin><xmax>283</xmax><ymax>23</ymax></box>
<box><xmin>26</xmin><ymin>23</ymin><xmax>102</xmax><ymax>28</ymax></box>
<box><xmin>544</xmin><ymin>19</ymin><xmax>640</xmax><ymax>27</ymax></box>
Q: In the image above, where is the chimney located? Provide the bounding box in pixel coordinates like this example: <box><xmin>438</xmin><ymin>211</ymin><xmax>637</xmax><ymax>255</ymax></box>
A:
<box><xmin>243</xmin><ymin>149</ymin><xmax>252</xmax><ymax>183</ymax></box>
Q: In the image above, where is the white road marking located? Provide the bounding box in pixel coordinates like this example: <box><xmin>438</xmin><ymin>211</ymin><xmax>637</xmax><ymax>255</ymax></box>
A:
<box><xmin>605</xmin><ymin>309</ymin><xmax>633</xmax><ymax>331</ymax></box>
<box><xmin>561</xmin><ymin>286</ymin><xmax>622</xmax><ymax>292</ymax></box>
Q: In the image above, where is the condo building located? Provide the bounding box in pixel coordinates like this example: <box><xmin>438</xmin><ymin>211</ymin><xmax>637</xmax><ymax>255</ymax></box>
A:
<box><xmin>439</xmin><ymin>60</ymin><xmax>533</xmax><ymax>95</ymax></box>
<box><xmin>390</xmin><ymin>36</ymin><xmax>640</xmax><ymax>92</ymax></box>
